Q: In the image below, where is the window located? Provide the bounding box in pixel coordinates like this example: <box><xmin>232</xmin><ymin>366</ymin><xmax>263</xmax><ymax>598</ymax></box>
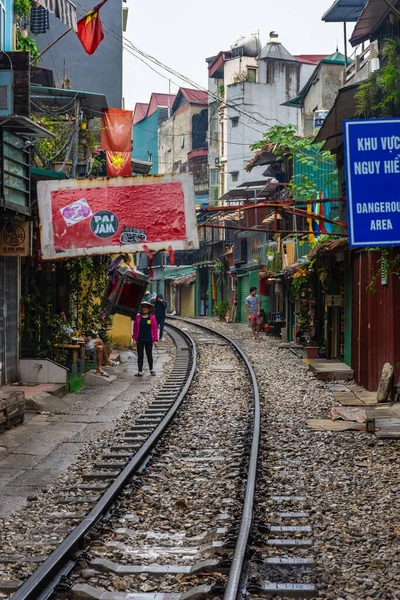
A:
<box><xmin>2</xmin><ymin>131</ymin><xmax>30</xmax><ymax>209</ymax></box>
<box><xmin>231</xmin><ymin>171</ymin><xmax>239</xmax><ymax>182</ymax></box>
<box><xmin>180</xmin><ymin>134</ymin><xmax>185</xmax><ymax>149</ymax></box>
<box><xmin>231</xmin><ymin>116</ymin><xmax>239</xmax><ymax>127</ymax></box>
<box><xmin>247</xmin><ymin>67</ymin><xmax>257</xmax><ymax>83</ymax></box>
<box><xmin>210</xmin><ymin>167</ymin><xmax>218</xmax><ymax>203</ymax></box>
<box><xmin>220</xmin><ymin>121</ymin><xmax>224</xmax><ymax>156</ymax></box>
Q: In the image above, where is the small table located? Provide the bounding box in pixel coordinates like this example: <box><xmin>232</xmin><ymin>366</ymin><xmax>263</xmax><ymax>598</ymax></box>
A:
<box><xmin>54</xmin><ymin>342</ymin><xmax>86</xmax><ymax>377</ymax></box>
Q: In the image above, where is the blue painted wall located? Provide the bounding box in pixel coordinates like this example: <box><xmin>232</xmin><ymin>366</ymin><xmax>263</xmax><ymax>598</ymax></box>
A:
<box><xmin>33</xmin><ymin>0</ymin><xmax>122</xmax><ymax>107</ymax></box>
<box><xmin>132</xmin><ymin>107</ymin><xmax>168</xmax><ymax>174</ymax></box>
<box><xmin>5</xmin><ymin>0</ymin><xmax>13</xmax><ymax>51</ymax></box>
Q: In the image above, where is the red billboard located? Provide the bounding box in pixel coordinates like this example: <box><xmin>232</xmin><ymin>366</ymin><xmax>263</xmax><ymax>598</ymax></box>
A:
<box><xmin>38</xmin><ymin>174</ymin><xmax>199</xmax><ymax>260</ymax></box>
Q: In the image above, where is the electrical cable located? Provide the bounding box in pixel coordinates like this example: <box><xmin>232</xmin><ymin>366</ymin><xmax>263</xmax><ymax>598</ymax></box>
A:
<box><xmin>73</xmin><ymin>2</ymin><xmax>290</xmax><ymax>132</ymax></box>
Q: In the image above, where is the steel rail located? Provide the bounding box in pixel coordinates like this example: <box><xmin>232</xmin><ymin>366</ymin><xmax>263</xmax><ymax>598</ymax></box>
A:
<box><xmin>11</xmin><ymin>324</ymin><xmax>197</xmax><ymax>600</ymax></box>
<box><xmin>171</xmin><ymin>317</ymin><xmax>260</xmax><ymax>600</ymax></box>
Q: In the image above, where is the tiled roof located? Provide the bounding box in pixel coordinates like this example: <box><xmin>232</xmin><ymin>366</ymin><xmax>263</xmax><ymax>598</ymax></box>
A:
<box><xmin>133</xmin><ymin>102</ymin><xmax>149</xmax><ymax>125</ymax></box>
<box><xmin>294</xmin><ymin>54</ymin><xmax>328</xmax><ymax>64</ymax></box>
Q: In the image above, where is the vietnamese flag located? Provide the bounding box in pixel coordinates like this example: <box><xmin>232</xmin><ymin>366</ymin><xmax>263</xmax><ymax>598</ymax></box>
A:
<box><xmin>76</xmin><ymin>0</ymin><xmax>107</xmax><ymax>55</ymax></box>
<box><xmin>101</xmin><ymin>108</ymin><xmax>133</xmax><ymax>152</ymax></box>
<box><xmin>106</xmin><ymin>151</ymin><xmax>132</xmax><ymax>177</ymax></box>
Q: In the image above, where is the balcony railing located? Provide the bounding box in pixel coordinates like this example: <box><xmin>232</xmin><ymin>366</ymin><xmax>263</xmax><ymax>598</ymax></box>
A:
<box><xmin>345</xmin><ymin>41</ymin><xmax>379</xmax><ymax>85</ymax></box>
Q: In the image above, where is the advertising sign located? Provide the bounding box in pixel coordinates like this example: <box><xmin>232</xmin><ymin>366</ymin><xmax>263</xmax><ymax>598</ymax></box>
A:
<box><xmin>38</xmin><ymin>174</ymin><xmax>199</xmax><ymax>260</ymax></box>
<box><xmin>0</xmin><ymin>221</ymin><xmax>31</xmax><ymax>256</ymax></box>
<box><xmin>344</xmin><ymin>118</ymin><xmax>400</xmax><ymax>247</ymax></box>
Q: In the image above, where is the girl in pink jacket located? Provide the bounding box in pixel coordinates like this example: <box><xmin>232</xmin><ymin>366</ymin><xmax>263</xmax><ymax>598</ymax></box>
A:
<box><xmin>133</xmin><ymin>301</ymin><xmax>159</xmax><ymax>377</ymax></box>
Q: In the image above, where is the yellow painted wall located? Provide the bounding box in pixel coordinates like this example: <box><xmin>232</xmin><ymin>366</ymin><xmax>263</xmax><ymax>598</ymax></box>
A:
<box><xmin>181</xmin><ymin>285</ymin><xmax>195</xmax><ymax>317</ymax></box>
<box><xmin>110</xmin><ymin>314</ymin><xmax>132</xmax><ymax>347</ymax></box>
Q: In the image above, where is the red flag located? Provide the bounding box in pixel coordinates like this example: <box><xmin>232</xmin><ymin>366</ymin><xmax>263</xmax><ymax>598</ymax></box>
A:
<box><xmin>101</xmin><ymin>109</ymin><xmax>133</xmax><ymax>152</ymax></box>
<box><xmin>76</xmin><ymin>0</ymin><xmax>107</xmax><ymax>55</ymax></box>
<box><xmin>106</xmin><ymin>151</ymin><xmax>132</xmax><ymax>177</ymax></box>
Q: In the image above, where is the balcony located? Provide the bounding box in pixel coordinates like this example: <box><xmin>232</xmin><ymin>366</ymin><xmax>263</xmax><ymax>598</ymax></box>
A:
<box><xmin>345</xmin><ymin>41</ymin><xmax>379</xmax><ymax>85</ymax></box>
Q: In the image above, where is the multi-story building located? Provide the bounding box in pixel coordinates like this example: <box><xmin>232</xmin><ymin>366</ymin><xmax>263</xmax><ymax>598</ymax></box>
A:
<box><xmin>31</xmin><ymin>0</ymin><xmax>126</xmax><ymax>107</ymax></box>
<box><xmin>207</xmin><ymin>33</ymin><xmax>321</xmax><ymax>200</ymax></box>
<box><xmin>132</xmin><ymin>93</ymin><xmax>176</xmax><ymax>175</ymax></box>
<box><xmin>158</xmin><ymin>87</ymin><xmax>208</xmax><ymax>206</ymax></box>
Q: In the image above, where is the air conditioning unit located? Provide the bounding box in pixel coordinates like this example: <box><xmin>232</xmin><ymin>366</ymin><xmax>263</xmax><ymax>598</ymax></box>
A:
<box><xmin>0</xmin><ymin>71</ymin><xmax>13</xmax><ymax>116</ymax></box>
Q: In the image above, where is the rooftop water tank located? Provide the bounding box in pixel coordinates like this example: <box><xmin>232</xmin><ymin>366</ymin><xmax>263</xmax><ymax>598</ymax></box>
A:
<box><xmin>231</xmin><ymin>35</ymin><xmax>262</xmax><ymax>58</ymax></box>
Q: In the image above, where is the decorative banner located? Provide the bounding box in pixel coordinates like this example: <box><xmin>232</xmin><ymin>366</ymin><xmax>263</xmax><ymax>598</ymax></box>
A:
<box><xmin>106</xmin><ymin>151</ymin><xmax>132</xmax><ymax>177</ymax></box>
<box><xmin>344</xmin><ymin>118</ymin><xmax>400</xmax><ymax>247</ymax></box>
<box><xmin>101</xmin><ymin>108</ymin><xmax>133</xmax><ymax>152</ymax></box>
<box><xmin>38</xmin><ymin>174</ymin><xmax>199</xmax><ymax>260</ymax></box>
<box><xmin>0</xmin><ymin>221</ymin><xmax>31</xmax><ymax>256</ymax></box>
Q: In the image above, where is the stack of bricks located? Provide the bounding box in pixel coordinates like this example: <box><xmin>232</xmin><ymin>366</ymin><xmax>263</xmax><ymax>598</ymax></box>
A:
<box><xmin>0</xmin><ymin>390</ymin><xmax>25</xmax><ymax>432</ymax></box>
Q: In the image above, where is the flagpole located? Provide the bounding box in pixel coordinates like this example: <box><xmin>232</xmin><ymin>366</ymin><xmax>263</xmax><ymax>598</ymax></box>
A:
<box><xmin>30</xmin><ymin>28</ymin><xmax>73</xmax><ymax>65</ymax></box>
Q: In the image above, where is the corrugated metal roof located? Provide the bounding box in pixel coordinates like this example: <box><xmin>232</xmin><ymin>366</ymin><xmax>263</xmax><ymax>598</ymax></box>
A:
<box><xmin>322</xmin><ymin>0</ymin><xmax>367</xmax><ymax>22</ymax></box>
<box><xmin>133</xmin><ymin>102</ymin><xmax>149</xmax><ymax>126</ymax></box>
<box><xmin>146</xmin><ymin>93</ymin><xmax>176</xmax><ymax>118</ymax></box>
<box><xmin>294</xmin><ymin>54</ymin><xmax>328</xmax><ymax>64</ymax></box>
<box><xmin>259</xmin><ymin>41</ymin><xmax>296</xmax><ymax>61</ymax></box>
<box><xmin>30</xmin><ymin>85</ymin><xmax>108</xmax><ymax>112</ymax></box>
<box><xmin>350</xmin><ymin>0</ymin><xmax>389</xmax><ymax>46</ymax></box>
<box><xmin>180</xmin><ymin>88</ymin><xmax>208</xmax><ymax>104</ymax></box>
<box><xmin>171</xmin><ymin>88</ymin><xmax>208</xmax><ymax>113</ymax></box>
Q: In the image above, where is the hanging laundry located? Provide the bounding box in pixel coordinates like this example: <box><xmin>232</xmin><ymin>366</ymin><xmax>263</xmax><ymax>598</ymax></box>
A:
<box><xmin>39</xmin><ymin>0</ymin><xmax>77</xmax><ymax>31</ymax></box>
<box><xmin>30</xmin><ymin>3</ymin><xmax>50</xmax><ymax>34</ymax></box>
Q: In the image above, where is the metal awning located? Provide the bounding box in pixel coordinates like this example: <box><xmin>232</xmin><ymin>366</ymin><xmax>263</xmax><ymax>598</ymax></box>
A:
<box><xmin>322</xmin><ymin>0</ymin><xmax>367</xmax><ymax>22</ymax></box>
<box><xmin>350</xmin><ymin>0</ymin><xmax>391</xmax><ymax>46</ymax></box>
<box><xmin>0</xmin><ymin>116</ymin><xmax>54</xmax><ymax>138</ymax></box>
<box><xmin>313</xmin><ymin>83</ymin><xmax>359</xmax><ymax>151</ymax></box>
<box><xmin>30</xmin><ymin>86</ymin><xmax>108</xmax><ymax>113</ymax></box>
<box><xmin>30</xmin><ymin>167</ymin><xmax>68</xmax><ymax>179</ymax></box>
<box><xmin>219</xmin><ymin>179</ymin><xmax>275</xmax><ymax>202</ymax></box>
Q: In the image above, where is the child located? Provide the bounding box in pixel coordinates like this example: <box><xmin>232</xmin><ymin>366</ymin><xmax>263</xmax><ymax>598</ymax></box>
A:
<box><xmin>133</xmin><ymin>301</ymin><xmax>159</xmax><ymax>377</ymax></box>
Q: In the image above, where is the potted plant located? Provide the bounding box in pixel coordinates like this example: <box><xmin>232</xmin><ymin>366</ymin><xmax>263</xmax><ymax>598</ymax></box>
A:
<box><xmin>305</xmin><ymin>345</ymin><xmax>319</xmax><ymax>359</ymax></box>
<box><xmin>214</xmin><ymin>300</ymin><xmax>230</xmax><ymax>321</ymax></box>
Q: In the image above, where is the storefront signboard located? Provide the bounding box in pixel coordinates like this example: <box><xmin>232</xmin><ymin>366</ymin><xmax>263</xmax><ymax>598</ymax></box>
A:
<box><xmin>344</xmin><ymin>118</ymin><xmax>400</xmax><ymax>247</ymax></box>
<box><xmin>0</xmin><ymin>221</ymin><xmax>31</xmax><ymax>256</ymax></box>
<box><xmin>38</xmin><ymin>174</ymin><xmax>199</xmax><ymax>260</ymax></box>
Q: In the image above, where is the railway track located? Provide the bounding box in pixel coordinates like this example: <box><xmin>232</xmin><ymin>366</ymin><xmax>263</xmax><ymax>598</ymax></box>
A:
<box><xmin>5</xmin><ymin>319</ymin><xmax>317</xmax><ymax>600</ymax></box>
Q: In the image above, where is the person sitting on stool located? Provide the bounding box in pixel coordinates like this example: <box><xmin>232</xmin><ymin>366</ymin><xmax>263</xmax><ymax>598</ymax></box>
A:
<box><xmin>84</xmin><ymin>332</ymin><xmax>119</xmax><ymax>378</ymax></box>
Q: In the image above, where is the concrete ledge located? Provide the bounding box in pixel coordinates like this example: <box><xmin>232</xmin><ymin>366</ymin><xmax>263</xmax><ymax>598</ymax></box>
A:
<box><xmin>307</xmin><ymin>359</ymin><xmax>353</xmax><ymax>382</ymax></box>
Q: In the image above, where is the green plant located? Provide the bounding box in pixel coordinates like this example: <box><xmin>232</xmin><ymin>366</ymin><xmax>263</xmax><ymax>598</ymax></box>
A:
<box><xmin>212</xmin><ymin>258</ymin><xmax>227</xmax><ymax>300</ymax></box>
<box><xmin>355</xmin><ymin>39</ymin><xmax>400</xmax><ymax>118</ymax></box>
<box><xmin>14</xmin><ymin>0</ymin><xmax>32</xmax><ymax>17</ymax></box>
<box><xmin>251</xmin><ymin>124</ymin><xmax>338</xmax><ymax>202</ymax></box>
<box><xmin>68</xmin><ymin>256</ymin><xmax>113</xmax><ymax>340</ymax></box>
<box><xmin>16</xmin><ymin>32</ymin><xmax>40</xmax><ymax>63</ymax></box>
<box><xmin>214</xmin><ymin>300</ymin><xmax>229</xmax><ymax>319</ymax></box>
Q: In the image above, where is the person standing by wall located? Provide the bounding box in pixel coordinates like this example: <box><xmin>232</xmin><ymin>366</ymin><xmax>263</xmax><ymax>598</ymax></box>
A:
<box><xmin>132</xmin><ymin>301</ymin><xmax>158</xmax><ymax>376</ymax></box>
<box><xmin>154</xmin><ymin>293</ymin><xmax>168</xmax><ymax>341</ymax></box>
<box><xmin>245</xmin><ymin>286</ymin><xmax>261</xmax><ymax>340</ymax></box>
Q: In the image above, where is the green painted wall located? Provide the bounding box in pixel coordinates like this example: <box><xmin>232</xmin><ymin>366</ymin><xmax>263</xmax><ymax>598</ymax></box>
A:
<box><xmin>344</xmin><ymin>251</ymin><xmax>352</xmax><ymax>367</ymax></box>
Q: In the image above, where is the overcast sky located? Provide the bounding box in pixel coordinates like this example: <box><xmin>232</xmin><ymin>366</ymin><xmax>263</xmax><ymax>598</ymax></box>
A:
<box><xmin>122</xmin><ymin>0</ymin><xmax>350</xmax><ymax>111</ymax></box>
